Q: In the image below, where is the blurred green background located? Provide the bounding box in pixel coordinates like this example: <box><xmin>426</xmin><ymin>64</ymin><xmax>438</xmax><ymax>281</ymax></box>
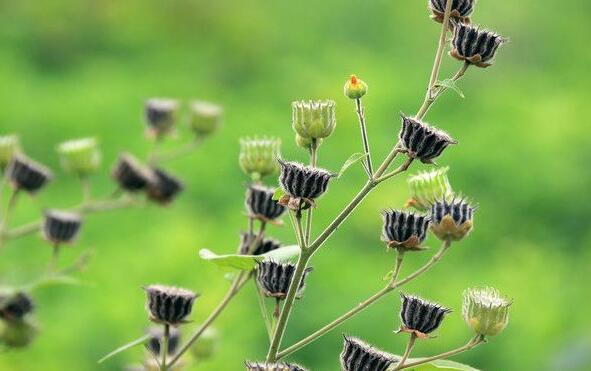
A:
<box><xmin>1</xmin><ymin>0</ymin><xmax>590</xmax><ymax>370</ymax></box>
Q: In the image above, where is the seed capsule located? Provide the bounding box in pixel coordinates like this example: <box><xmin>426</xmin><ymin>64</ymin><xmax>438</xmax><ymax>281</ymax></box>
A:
<box><xmin>0</xmin><ymin>292</ymin><xmax>35</xmax><ymax>322</ymax></box>
<box><xmin>292</xmin><ymin>100</ymin><xmax>336</xmax><ymax>139</ymax></box>
<box><xmin>145</xmin><ymin>98</ymin><xmax>179</xmax><ymax>138</ymax></box>
<box><xmin>399</xmin><ymin>294</ymin><xmax>451</xmax><ymax>338</ymax></box>
<box><xmin>112</xmin><ymin>153</ymin><xmax>155</xmax><ymax>192</ymax></box>
<box><xmin>343</xmin><ymin>75</ymin><xmax>368</xmax><ymax>100</ymax></box>
<box><xmin>144</xmin><ymin>285</ymin><xmax>198</xmax><ymax>326</ymax></box>
<box><xmin>340</xmin><ymin>335</ymin><xmax>396</xmax><ymax>371</ymax></box>
<box><xmin>239</xmin><ymin>137</ymin><xmax>282</xmax><ymax>180</ymax></box>
<box><xmin>0</xmin><ymin>134</ymin><xmax>20</xmax><ymax>170</ymax></box>
<box><xmin>255</xmin><ymin>261</ymin><xmax>313</xmax><ymax>299</ymax></box>
<box><xmin>463</xmin><ymin>287</ymin><xmax>511</xmax><ymax>336</ymax></box>
<box><xmin>43</xmin><ymin>210</ymin><xmax>83</xmax><ymax>244</ymax></box>
<box><xmin>430</xmin><ymin>198</ymin><xmax>475</xmax><ymax>241</ymax></box>
<box><xmin>278</xmin><ymin>160</ymin><xmax>334</xmax><ymax>207</ymax></box>
<box><xmin>450</xmin><ymin>23</ymin><xmax>505</xmax><ymax>68</ymax></box>
<box><xmin>245</xmin><ymin>185</ymin><xmax>286</xmax><ymax>223</ymax></box>
<box><xmin>399</xmin><ymin>115</ymin><xmax>457</xmax><ymax>164</ymax></box>
<box><xmin>238</xmin><ymin>233</ymin><xmax>282</xmax><ymax>256</ymax></box>
<box><xmin>428</xmin><ymin>0</ymin><xmax>475</xmax><ymax>24</ymax></box>
<box><xmin>146</xmin><ymin>326</ymin><xmax>181</xmax><ymax>356</ymax></box>
<box><xmin>147</xmin><ymin>168</ymin><xmax>184</xmax><ymax>204</ymax></box>
<box><xmin>407</xmin><ymin>167</ymin><xmax>453</xmax><ymax>211</ymax></box>
<box><xmin>57</xmin><ymin>138</ymin><xmax>101</xmax><ymax>177</ymax></box>
<box><xmin>6</xmin><ymin>154</ymin><xmax>53</xmax><ymax>194</ymax></box>
<box><xmin>381</xmin><ymin>210</ymin><xmax>430</xmax><ymax>251</ymax></box>
<box><xmin>189</xmin><ymin>101</ymin><xmax>223</xmax><ymax>138</ymax></box>
<box><xmin>245</xmin><ymin>362</ymin><xmax>307</xmax><ymax>371</ymax></box>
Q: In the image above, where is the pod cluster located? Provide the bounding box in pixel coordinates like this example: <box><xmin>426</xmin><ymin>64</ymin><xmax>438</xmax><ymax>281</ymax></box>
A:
<box><xmin>6</xmin><ymin>154</ymin><xmax>53</xmax><ymax>194</ymax></box>
<box><xmin>398</xmin><ymin>116</ymin><xmax>457</xmax><ymax>164</ymax></box>
<box><xmin>239</xmin><ymin>233</ymin><xmax>282</xmax><ymax>256</ymax></box>
<box><xmin>278</xmin><ymin>160</ymin><xmax>333</xmax><ymax>208</ymax></box>
<box><xmin>42</xmin><ymin>210</ymin><xmax>83</xmax><ymax>244</ymax></box>
<box><xmin>381</xmin><ymin>210</ymin><xmax>430</xmax><ymax>251</ymax></box>
<box><xmin>255</xmin><ymin>261</ymin><xmax>313</xmax><ymax>299</ymax></box>
<box><xmin>399</xmin><ymin>294</ymin><xmax>451</xmax><ymax>338</ymax></box>
<box><xmin>245</xmin><ymin>362</ymin><xmax>307</xmax><ymax>371</ymax></box>
<box><xmin>451</xmin><ymin>23</ymin><xmax>505</xmax><ymax>68</ymax></box>
<box><xmin>430</xmin><ymin>198</ymin><xmax>475</xmax><ymax>241</ymax></box>
<box><xmin>245</xmin><ymin>185</ymin><xmax>286</xmax><ymax>222</ymax></box>
<box><xmin>144</xmin><ymin>285</ymin><xmax>198</xmax><ymax>325</ymax></box>
<box><xmin>340</xmin><ymin>336</ymin><xmax>396</xmax><ymax>371</ymax></box>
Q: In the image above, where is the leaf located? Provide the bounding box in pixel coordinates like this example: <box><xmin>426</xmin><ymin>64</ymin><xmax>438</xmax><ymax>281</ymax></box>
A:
<box><xmin>272</xmin><ymin>188</ymin><xmax>285</xmax><ymax>201</ymax></box>
<box><xmin>402</xmin><ymin>359</ymin><xmax>480</xmax><ymax>371</ymax></box>
<box><xmin>437</xmin><ymin>79</ymin><xmax>465</xmax><ymax>98</ymax></box>
<box><xmin>199</xmin><ymin>245</ymin><xmax>300</xmax><ymax>271</ymax></box>
<box><xmin>338</xmin><ymin>152</ymin><xmax>367</xmax><ymax>178</ymax></box>
<box><xmin>382</xmin><ymin>270</ymin><xmax>394</xmax><ymax>281</ymax></box>
<box><xmin>98</xmin><ymin>334</ymin><xmax>151</xmax><ymax>364</ymax></box>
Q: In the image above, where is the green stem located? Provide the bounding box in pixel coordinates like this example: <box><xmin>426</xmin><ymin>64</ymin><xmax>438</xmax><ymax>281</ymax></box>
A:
<box><xmin>394</xmin><ymin>333</ymin><xmax>417</xmax><ymax>370</ymax></box>
<box><xmin>0</xmin><ymin>188</ymin><xmax>19</xmax><ymax>247</ymax></box>
<box><xmin>304</xmin><ymin>139</ymin><xmax>318</xmax><ymax>245</ymax></box>
<box><xmin>355</xmin><ymin>98</ymin><xmax>374</xmax><ymax>177</ymax></box>
<box><xmin>255</xmin><ymin>281</ymin><xmax>273</xmax><ymax>340</ymax></box>
<box><xmin>80</xmin><ymin>176</ymin><xmax>92</xmax><ymax>202</ymax></box>
<box><xmin>161</xmin><ymin>324</ymin><xmax>170</xmax><ymax>371</ymax></box>
<box><xmin>397</xmin><ymin>335</ymin><xmax>485</xmax><ymax>370</ymax></box>
<box><xmin>375</xmin><ymin>158</ymin><xmax>414</xmax><ymax>183</ymax></box>
<box><xmin>151</xmin><ymin>139</ymin><xmax>202</xmax><ymax>164</ymax></box>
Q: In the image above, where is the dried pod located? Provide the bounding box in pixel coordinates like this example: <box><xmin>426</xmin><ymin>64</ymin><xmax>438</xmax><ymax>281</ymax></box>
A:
<box><xmin>450</xmin><ymin>23</ymin><xmax>505</xmax><ymax>68</ymax></box>
<box><xmin>428</xmin><ymin>0</ymin><xmax>475</xmax><ymax>24</ymax></box>
<box><xmin>146</xmin><ymin>326</ymin><xmax>181</xmax><ymax>356</ymax></box>
<box><xmin>112</xmin><ymin>153</ymin><xmax>155</xmax><ymax>192</ymax></box>
<box><xmin>407</xmin><ymin>167</ymin><xmax>453</xmax><ymax>211</ymax></box>
<box><xmin>399</xmin><ymin>294</ymin><xmax>451</xmax><ymax>338</ymax></box>
<box><xmin>245</xmin><ymin>185</ymin><xmax>286</xmax><ymax>222</ymax></box>
<box><xmin>292</xmin><ymin>100</ymin><xmax>336</xmax><ymax>139</ymax></box>
<box><xmin>57</xmin><ymin>137</ymin><xmax>101</xmax><ymax>177</ymax></box>
<box><xmin>278</xmin><ymin>160</ymin><xmax>334</xmax><ymax>207</ymax></box>
<box><xmin>147</xmin><ymin>168</ymin><xmax>184</xmax><ymax>204</ymax></box>
<box><xmin>255</xmin><ymin>261</ymin><xmax>313</xmax><ymax>299</ymax></box>
<box><xmin>399</xmin><ymin>115</ymin><xmax>457</xmax><ymax>164</ymax></box>
<box><xmin>144</xmin><ymin>285</ymin><xmax>198</xmax><ymax>326</ymax></box>
<box><xmin>6</xmin><ymin>154</ymin><xmax>53</xmax><ymax>194</ymax></box>
<box><xmin>145</xmin><ymin>98</ymin><xmax>179</xmax><ymax>138</ymax></box>
<box><xmin>463</xmin><ymin>287</ymin><xmax>511</xmax><ymax>336</ymax></box>
<box><xmin>340</xmin><ymin>335</ymin><xmax>396</xmax><ymax>371</ymax></box>
<box><xmin>238</xmin><ymin>233</ymin><xmax>282</xmax><ymax>255</ymax></box>
<box><xmin>381</xmin><ymin>210</ymin><xmax>430</xmax><ymax>251</ymax></box>
<box><xmin>0</xmin><ymin>292</ymin><xmax>35</xmax><ymax>322</ymax></box>
<box><xmin>430</xmin><ymin>198</ymin><xmax>475</xmax><ymax>241</ymax></box>
<box><xmin>0</xmin><ymin>134</ymin><xmax>20</xmax><ymax>170</ymax></box>
<box><xmin>43</xmin><ymin>210</ymin><xmax>83</xmax><ymax>244</ymax></box>
<box><xmin>239</xmin><ymin>137</ymin><xmax>282</xmax><ymax>180</ymax></box>
<box><xmin>189</xmin><ymin>101</ymin><xmax>223</xmax><ymax>137</ymax></box>
<box><xmin>245</xmin><ymin>361</ymin><xmax>307</xmax><ymax>371</ymax></box>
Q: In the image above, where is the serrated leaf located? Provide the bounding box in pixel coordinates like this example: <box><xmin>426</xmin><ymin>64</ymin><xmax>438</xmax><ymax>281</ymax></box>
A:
<box><xmin>98</xmin><ymin>334</ymin><xmax>151</xmax><ymax>364</ymax></box>
<box><xmin>338</xmin><ymin>152</ymin><xmax>367</xmax><ymax>178</ymax></box>
<box><xmin>199</xmin><ymin>245</ymin><xmax>300</xmax><ymax>271</ymax></box>
<box><xmin>402</xmin><ymin>359</ymin><xmax>480</xmax><ymax>371</ymax></box>
<box><xmin>437</xmin><ymin>79</ymin><xmax>465</xmax><ymax>98</ymax></box>
<box><xmin>272</xmin><ymin>188</ymin><xmax>285</xmax><ymax>201</ymax></box>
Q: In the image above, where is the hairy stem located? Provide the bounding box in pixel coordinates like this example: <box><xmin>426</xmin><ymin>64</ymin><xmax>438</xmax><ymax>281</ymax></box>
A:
<box><xmin>397</xmin><ymin>335</ymin><xmax>485</xmax><ymax>370</ymax></box>
<box><xmin>304</xmin><ymin>139</ymin><xmax>318</xmax><ymax>245</ymax></box>
<box><xmin>394</xmin><ymin>333</ymin><xmax>417</xmax><ymax>370</ymax></box>
<box><xmin>161</xmin><ymin>324</ymin><xmax>170</xmax><ymax>371</ymax></box>
<box><xmin>355</xmin><ymin>98</ymin><xmax>374</xmax><ymax>177</ymax></box>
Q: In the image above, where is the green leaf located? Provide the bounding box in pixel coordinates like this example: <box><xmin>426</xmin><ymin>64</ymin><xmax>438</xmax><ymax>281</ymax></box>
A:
<box><xmin>402</xmin><ymin>359</ymin><xmax>480</xmax><ymax>371</ymax></box>
<box><xmin>338</xmin><ymin>152</ymin><xmax>367</xmax><ymax>178</ymax></box>
<box><xmin>199</xmin><ymin>245</ymin><xmax>300</xmax><ymax>271</ymax></box>
<box><xmin>98</xmin><ymin>334</ymin><xmax>151</xmax><ymax>364</ymax></box>
<box><xmin>437</xmin><ymin>79</ymin><xmax>465</xmax><ymax>98</ymax></box>
<box><xmin>272</xmin><ymin>188</ymin><xmax>285</xmax><ymax>201</ymax></box>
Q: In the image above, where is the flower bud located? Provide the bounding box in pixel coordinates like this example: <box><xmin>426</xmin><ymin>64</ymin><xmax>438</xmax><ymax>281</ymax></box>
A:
<box><xmin>278</xmin><ymin>160</ymin><xmax>334</xmax><ymax>209</ymax></box>
<box><xmin>238</xmin><ymin>233</ymin><xmax>282</xmax><ymax>255</ymax></box>
<box><xmin>57</xmin><ymin>138</ymin><xmax>101</xmax><ymax>177</ymax></box>
<box><xmin>144</xmin><ymin>285</ymin><xmax>198</xmax><ymax>326</ymax></box>
<box><xmin>292</xmin><ymin>100</ymin><xmax>336</xmax><ymax>139</ymax></box>
<box><xmin>112</xmin><ymin>153</ymin><xmax>156</xmax><ymax>192</ymax></box>
<box><xmin>190</xmin><ymin>327</ymin><xmax>219</xmax><ymax>360</ymax></box>
<box><xmin>146</xmin><ymin>326</ymin><xmax>181</xmax><ymax>357</ymax></box>
<box><xmin>0</xmin><ymin>135</ymin><xmax>20</xmax><ymax>171</ymax></box>
<box><xmin>0</xmin><ymin>319</ymin><xmax>38</xmax><ymax>348</ymax></box>
<box><xmin>245</xmin><ymin>185</ymin><xmax>286</xmax><ymax>223</ymax></box>
<box><xmin>294</xmin><ymin>134</ymin><xmax>322</xmax><ymax>150</ymax></box>
<box><xmin>407</xmin><ymin>167</ymin><xmax>453</xmax><ymax>211</ymax></box>
<box><xmin>189</xmin><ymin>101</ymin><xmax>223</xmax><ymax>137</ymax></box>
<box><xmin>463</xmin><ymin>287</ymin><xmax>511</xmax><ymax>337</ymax></box>
<box><xmin>147</xmin><ymin>168</ymin><xmax>184</xmax><ymax>205</ymax></box>
<box><xmin>245</xmin><ymin>362</ymin><xmax>307</xmax><ymax>371</ymax></box>
<box><xmin>340</xmin><ymin>336</ymin><xmax>396</xmax><ymax>371</ymax></box>
<box><xmin>43</xmin><ymin>210</ymin><xmax>83</xmax><ymax>244</ymax></box>
<box><xmin>450</xmin><ymin>23</ymin><xmax>505</xmax><ymax>68</ymax></box>
<box><xmin>255</xmin><ymin>260</ymin><xmax>313</xmax><ymax>299</ymax></box>
<box><xmin>6</xmin><ymin>154</ymin><xmax>53</xmax><ymax>194</ymax></box>
<box><xmin>430</xmin><ymin>198</ymin><xmax>475</xmax><ymax>241</ymax></box>
<box><xmin>429</xmin><ymin>0</ymin><xmax>475</xmax><ymax>24</ymax></box>
<box><xmin>399</xmin><ymin>294</ymin><xmax>451</xmax><ymax>338</ymax></box>
<box><xmin>343</xmin><ymin>75</ymin><xmax>368</xmax><ymax>100</ymax></box>
<box><xmin>145</xmin><ymin>98</ymin><xmax>179</xmax><ymax>138</ymax></box>
<box><xmin>239</xmin><ymin>137</ymin><xmax>281</xmax><ymax>180</ymax></box>
<box><xmin>381</xmin><ymin>210</ymin><xmax>430</xmax><ymax>251</ymax></box>
<box><xmin>0</xmin><ymin>292</ymin><xmax>35</xmax><ymax>323</ymax></box>
<box><xmin>399</xmin><ymin>115</ymin><xmax>457</xmax><ymax>164</ymax></box>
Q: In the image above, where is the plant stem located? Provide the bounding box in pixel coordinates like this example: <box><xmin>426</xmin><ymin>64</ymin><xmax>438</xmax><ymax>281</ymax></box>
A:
<box><xmin>355</xmin><ymin>98</ymin><xmax>373</xmax><ymax>178</ymax></box>
<box><xmin>0</xmin><ymin>188</ymin><xmax>19</xmax><ymax>247</ymax></box>
<box><xmin>394</xmin><ymin>333</ymin><xmax>417</xmax><ymax>370</ymax></box>
<box><xmin>376</xmin><ymin>158</ymin><xmax>414</xmax><ymax>183</ymax></box>
<box><xmin>151</xmin><ymin>139</ymin><xmax>202</xmax><ymax>164</ymax></box>
<box><xmin>397</xmin><ymin>335</ymin><xmax>485</xmax><ymax>370</ymax></box>
<box><xmin>80</xmin><ymin>176</ymin><xmax>92</xmax><ymax>202</ymax></box>
<box><xmin>255</xmin><ymin>282</ymin><xmax>273</xmax><ymax>340</ymax></box>
<box><xmin>161</xmin><ymin>324</ymin><xmax>170</xmax><ymax>371</ymax></box>
<box><xmin>304</xmin><ymin>139</ymin><xmax>318</xmax><ymax>245</ymax></box>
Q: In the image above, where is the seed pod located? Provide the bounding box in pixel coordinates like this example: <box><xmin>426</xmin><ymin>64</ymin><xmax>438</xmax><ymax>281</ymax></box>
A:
<box><xmin>6</xmin><ymin>154</ymin><xmax>53</xmax><ymax>194</ymax></box>
<box><xmin>0</xmin><ymin>292</ymin><xmax>35</xmax><ymax>322</ymax></box>
<box><xmin>278</xmin><ymin>160</ymin><xmax>334</xmax><ymax>206</ymax></box>
<box><xmin>0</xmin><ymin>134</ymin><xmax>20</xmax><ymax>170</ymax></box>
<box><xmin>238</xmin><ymin>233</ymin><xmax>282</xmax><ymax>255</ymax></box>
<box><xmin>407</xmin><ymin>167</ymin><xmax>453</xmax><ymax>211</ymax></box>
<box><xmin>189</xmin><ymin>101</ymin><xmax>223</xmax><ymax>137</ymax></box>
<box><xmin>147</xmin><ymin>168</ymin><xmax>184</xmax><ymax>204</ymax></box>
<box><xmin>245</xmin><ymin>185</ymin><xmax>286</xmax><ymax>223</ymax></box>
<box><xmin>145</xmin><ymin>98</ymin><xmax>179</xmax><ymax>138</ymax></box>
<box><xmin>239</xmin><ymin>137</ymin><xmax>281</xmax><ymax>180</ymax></box>
<box><xmin>428</xmin><ymin>0</ymin><xmax>475</xmax><ymax>24</ymax></box>
<box><xmin>190</xmin><ymin>327</ymin><xmax>219</xmax><ymax>360</ymax></box>
<box><xmin>0</xmin><ymin>319</ymin><xmax>38</xmax><ymax>348</ymax></box>
<box><xmin>146</xmin><ymin>326</ymin><xmax>181</xmax><ymax>356</ymax></box>
<box><xmin>292</xmin><ymin>100</ymin><xmax>336</xmax><ymax>139</ymax></box>
<box><xmin>399</xmin><ymin>294</ymin><xmax>451</xmax><ymax>338</ymax></box>
<box><xmin>463</xmin><ymin>287</ymin><xmax>511</xmax><ymax>336</ymax></box>
<box><xmin>399</xmin><ymin>115</ymin><xmax>457</xmax><ymax>164</ymax></box>
<box><xmin>343</xmin><ymin>75</ymin><xmax>368</xmax><ymax>100</ymax></box>
<box><xmin>43</xmin><ymin>210</ymin><xmax>83</xmax><ymax>244</ymax></box>
<box><xmin>255</xmin><ymin>261</ymin><xmax>313</xmax><ymax>299</ymax></box>
<box><xmin>112</xmin><ymin>153</ymin><xmax>155</xmax><ymax>192</ymax></box>
<box><xmin>245</xmin><ymin>362</ymin><xmax>307</xmax><ymax>371</ymax></box>
<box><xmin>430</xmin><ymin>198</ymin><xmax>475</xmax><ymax>241</ymax></box>
<box><xmin>57</xmin><ymin>138</ymin><xmax>101</xmax><ymax>177</ymax></box>
<box><xmin>381</xmin><ymin>210</ymin><xmax>430</xmax><ymax>251</ymax></box>
<box><xmin>450</xmin><ymin>23</ymin><xmax>505</xmax><ymax>68</ymax></box>
<box><xmin>340</xmin><ymin>335</ymin><xmax>396</xmax><ymax>371</ymax></box>
<box><xmin>144</xmin><ymin>285</ymin><xmax>198</xmax><ymax>326</ymax></box>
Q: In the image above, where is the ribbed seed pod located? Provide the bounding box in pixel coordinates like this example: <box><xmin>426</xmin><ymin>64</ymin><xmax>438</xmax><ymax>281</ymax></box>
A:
<box><xmin>407</xmin><ymin>167</ymin><xmax>454</xmax><ymax>211</ymax></box>
<box><xmin>463</xmin><ymin>287</ymin><xmax>511</xmax><ymax>336</ymax></box>
<box><xmin>430</xmin><ymin>198</ymin><xmax>475</xmax><ymax>241</ymax></box>
<box><xmin>450</xmin><ymin>23</ymin><xmax>505</xmax><ymax>68</ymax></box>
<box><xmin>381</xmin><ymin>210</ymin><xmax>430</xmax><ymax>251</ymax></box>
<box><xmin>255</xmin><ymin>261</ymin><xmax>313</xmax><ymax>299</ymax></box>
<box><xmin>43</xmin><ymin>210</ymin><xmax>83</xmax><ymax>244</ymax></box>
<box><xmin>146</xmin><ymin>326</ymin><xmax>181</xmax><ymax>356</ymax></box>
<box><xmin>144</xmin><ymin>285</ymin><xmax>198</xmax><ymax>325</ymax></box>
<box><xmin>399</xmin><ymin>294</ymin><xmax>451</xmax><ymax>338</ymax></box>
<box><xmin>0</xmin><ymin>292</ymin><xmax>35</xmax><ymax>322</ymax></box>
<box><xmin>147</xmin><ymin>168</ymin><xmax>184</xmax><ymax>204</ymax></box>
<box><xmin>245</xmin><ymin>361</ymin><xmax>307</xmax><ymax>371</ymax></box>
<box><xmin>145</xmin><ymin>98</ymin><xmax>179</xmax><ymax>138</ymax></box>
<box><xmin>112</xmin><ymin>153</ymin><xmax>155</xmax><ymax>192</ymax></box>
<box><xmin>278</xmin><ymin>160</ymin><xmax>334</xmax><ymax>205</ymax></box>
<box><xmin>189</xmin><ymin>101</ymin><xmax>223</xmax><ymax>137</ymax></box>
<box><xmin>6</xmin><ymin>154</ymin><xmax>53</xmax><ymax>194</ymax></box>
<box><xmin>245</xmin><ymin>185</ymin><xmax>286</xmax><ymax>222</ymax></box>
<box><xmin>239</xmin><ymin>137</ymin><xmax>282</xmax><ymax>180</ymax></box>
<box><xmin>340</xmin><ymin>336</ymin><xmax>396</xmax><ymax>371</ymax></box>
<box><xmin>57</xmin><ymin>138</ymin><xmax>101</xmax><ymax>177</ymax></box>
<box><xmin>0</xmin><ymin>134</ymin><xmax>20</xmax><ymax>170</ymax></box>
<box><xmin>292</xmin><ymin>100</ymin><xmax>336</xmax><ymax>139</ymax></box>
<box><xmin>428</xmin><ymin>0</ymin><xmax>475</xmax><ymax>24</ymax></box>
<box><xmin>399</xmin><ymin>116</ymin><xmax>457</xmax><ymax>164</ymax></box>
<box><xmin>238</xmin><ymin>233</ymin><xmax>282</xmax><ymax>256</ymax></box>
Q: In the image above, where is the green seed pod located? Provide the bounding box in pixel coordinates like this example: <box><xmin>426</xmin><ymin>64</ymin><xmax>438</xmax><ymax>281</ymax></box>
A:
<box><xmin>291</xmin><ymin>100</ymin><xmax>336</xmax><ymax>140</ymax></box>
<box><xmin>190</xmin><ymin>327</ymin><xmax>219</xmax><ymax>360</ymax></box>
<box><xmin>57</xmin><ymin>138</ymin><xmax>101</xmax><ymax>177</ymax></box>
<box><xmin>0</xmin><ymin>134</ymin><xmax>20</xmax><ymax>171</ymax></box>
<box><xmin>239</xmin><ymin>137</ymin><xmax>281</xmax><ymax>180</ymax></box>
<box><xmin>463</xmin><ymin>287</ymin><xmax>511</xmax><ymax>337</ymax></box>
<box><xmin>343</xmin><ymin>75</ymin><xmax>368</xmax><ymax>100</ymax></box>
<box><xmin>0</xmin><ymin>319</ymin><xmax>39</xmax><ymax>348</ymax></box>
<box><xmin>189</xmin><ymin>101</ymin><xmax>223</xmax><ymax>137</ymax></box>
<box><xmin>407</xmin><ymin>167</ymin><xmax>453</xmax><ymax>210</ymax></box>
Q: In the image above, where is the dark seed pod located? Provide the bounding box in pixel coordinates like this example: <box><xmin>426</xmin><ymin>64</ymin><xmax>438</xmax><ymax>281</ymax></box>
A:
<box><xmin>399</xmin><ymin>115</ymin><xmax>457</xmax><ymax>164</ymax></box>
<box><xmin>245</xmin><ymin>185</ymin><xmax>286</xmax><ymax>222</ymax></box>
<box><xmin>245</xmin><ymin>361</ymin><xmax>307</xmax><ymax>371</ymax></box>
<box><xmin>145</xmin><ymin>98</ymin><xmax>178</xmax><ymax>137</ymax></box>
<box><xmin>144</xmin><ymin>285</ymin><xmax>198</xmax><ymax>326</ymax></box>
<box><xmin>399</xmin><ymin>294</ymin><xmax>451</xmax><ymax>338</ymax></box>
<box><xmin>381</xmin><ymin>210</ymin><xmax>430</xmax><ymax>251</ymax></box>
<box><xmin>255</xmin><ymin>261</ymin><xmax>313</xmax><ymax>299</ymax></box>
<box><xmin>340</xmin><ymin>336</ymin><xmax>396</xmax><ymax>371</ymax></box>
<box><xmin>238</xmin><ymin>233</ymin><xmax>282</xmax><ymax>255</ymax></box>
<box><xmin>0</xmin><ymin>292</ymin><xmax>35</xmax><ymax>322</ymax></box>
<box><xmin>278</xmin><ymin>160</ymin><xmax>334</xmax><ymax>201</ymax></box>
<box><xmin>450</xmin><ymin>23</ymin><xmax>505</xmax><ymax>68</ymax></box>
<box><xmin>6</xmin><ymin>154</ymin><xmax>53</xmax><ymax>194</ymax></box>
<box><xmin>147</xmin><ymin>168</ymin><xmax>184</xmax><ymax>204</ymax></box>
<box><xmin>430</xmin><ymin>198</ymin><xmax>475</xmax><ymax>241</ymax></box>
<box><xmin>428</xmin><ymin>0</ymin><xmax>475</xmax><ymax>24</ymax></box>
<box><xmin>43</xmin><ymin>210</ymin><xmax>82</xmax><ymax>244</ymax></box>
<box><xmin>112</xmin><ymin>153</ymin><xmax>155</xmax><ymax>192</ymax></box>
<box><xmin>146</xmin><ymin>326</ymin><xmax>181</xmax><ymax>356</ymax></box>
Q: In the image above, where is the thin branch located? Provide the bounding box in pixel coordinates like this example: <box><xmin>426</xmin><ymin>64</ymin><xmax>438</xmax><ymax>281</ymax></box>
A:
<box><xmin>151</xmin><ymin>139</ymin><xmax>202</xmax><ymax>164</ymax></box>
<box><xmin>304</xmin><ymin>140</ymin><xmax>318</xmax><ymax>245</ymax></box>
<box><xmin>355</xmin><ymin>98</ymin><xmax>374</xmax><ymax>178</ymax></box>
<box><xmin>397</xmin><ymin>335</ymin><xmax>485</xmax><ymax>370</ymax></box>
<box><xmin>394</xmin><ymin>333</ymin><xmax>417</xmax><ymax>370</ymax></box>
<box><xmin>376</xmin><ymin>157</ymin><xmax>414</xmax><ymax>183</ymax></box>
<box><xmin>160</xmin><ymin>324</ymin><xmax>170</xmax><ymax>371</ymax></box>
